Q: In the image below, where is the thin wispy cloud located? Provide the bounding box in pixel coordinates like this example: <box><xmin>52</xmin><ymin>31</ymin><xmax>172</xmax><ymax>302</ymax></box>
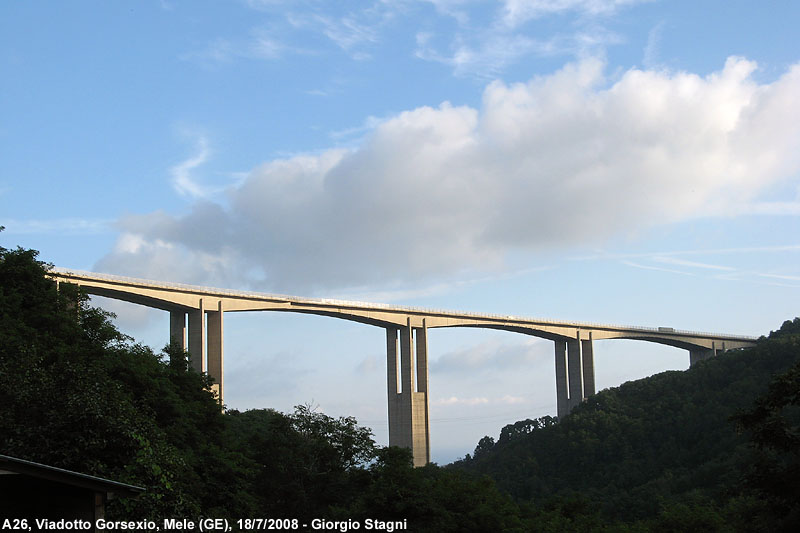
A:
<box><xmin>621</xmin><ymin>254</ymin><xmax>800</xmax><ymax>290</ymax></box>
<box><xmin>416</xmin><ymin>31</ymin><xmax>560</xmax><ymax>79</ymax></box>
<box><xmin>501</xmin><ymin>0</ymin><xmax>653</xmax><ymax>27</ymax></box>
<box><xmin>413</xmin><ymin>0</ymin><xmax>647</xmax><ymax>78</ymax></box>
<box><xmin>318</xmin><ymin>14</ymin><xmax>379</xmax><ymax>54</ymax></box>
<box><xmin>171</xmin><ymin>135</ymin><xmax>212</xmax><ymax>199</ymax></box>
<box><xmin>643</xmin><ymin>20</ymin><xmax>665</xmax><ymax>68</ymax></box>
<box><xmin>2</xmin><ymin>218</ymin><xmax>113</xmax><ymax>235</ymax></box>
<box><xmin>285</xmin><ymin>5</ymin><xmax>391</xmax><ymax>60</ymax></box>
<box><xmin>575</xmin><ymin>244</ymin><xmax>800</xmax><ymax>262</ymax></box>
<box><xmin>208</xmin><ymin>0</ymin><xmax>650</xmax><ymax>78</ymax></box>
<box><xmin>423</xmin><ymin>0</ymin><xmax>473</xmax><ymax>25</ymax></box>
<box><xmin>337</xmin><ymin>265</ymin><xmax>553</xmax><ymax>304</ymax></box>
<box><xmin>182</xmin><ymin>31</ymin><xmax>288</xmax><ymax>65</ymax></box>
<box><xmin>329</xmin><ymin>115</ymin><xmax>386</xmax><ymax>142</ymax></box>
<box><xmin>432</xmin><ymin>338</ymin><xmax>550</xmax><ymax>375</ymax></box>
<box><xmin>355</xmin><ymin>354</ymin><xmax>381</xmax><ymax>374</ymax></box>
<box><xmin>653</xmin><ymin>256</ymin><xmax>736</xmax><ymax>272</ymax></box>
<box><xmin>622</xmin><ymin>260</ymin><xmax>693</xmax><ymax>276</ymax></box>
<box><xmin>434</xmin><ymin>396</ymin><xmax>489</xmax><ymax>406</ymax></box>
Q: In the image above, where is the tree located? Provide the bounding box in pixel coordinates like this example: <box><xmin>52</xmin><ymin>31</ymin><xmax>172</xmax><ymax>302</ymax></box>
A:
<box><xmin>0</xmin><ymin>243</ymin><xmax>227</xmax><ymax>518</ymax></box>
<box><xmin>732</xmin><ymin>346</ymin><xmax>800</xmax><ymax>532</ymax></box>
<box><xmin>473</xmin><ymin>436</ymin><xmax>495</xmax><ymax>458</ymax></box>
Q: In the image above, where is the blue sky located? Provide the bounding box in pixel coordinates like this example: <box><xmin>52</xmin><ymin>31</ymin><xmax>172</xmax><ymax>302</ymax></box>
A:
<box><xmin>2</xmin><ymin>0</ymin><xmax>799</xmax><ymax>463</ymax></box>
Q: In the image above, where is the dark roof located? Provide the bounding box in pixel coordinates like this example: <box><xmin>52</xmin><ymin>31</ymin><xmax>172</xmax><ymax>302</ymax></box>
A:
<box><xmin>0</xmin><ymin>454</ymin><xmax>145</xmax><ymax>497</ymax></box>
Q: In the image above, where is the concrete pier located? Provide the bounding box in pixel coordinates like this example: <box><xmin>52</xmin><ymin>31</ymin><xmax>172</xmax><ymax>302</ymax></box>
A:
<box><xmin>582</xmin><ymin>336</ymin><xmax>595</xmax><ymax>398</ymax></box>
<box><xmin>169</xmin><ymin>302</ymin><xmax>223</xmax><ymax>402</ymax></box>
<box><xmin>554</xmin><ymin>340</ymin><xmax>569</xmax><ymax>418</ymax></box>
<box><xmin>207</xmin><ymin>301</ymin><xmax>224</xmax><ymax>401</ymax></box>
<box><xmin>689</xmin><ymin>340</ymin><xmax>726</xmax><ymax>366</ymax></box>
<box><xmin>555</xmin><ymin>333</ymin><xmax>596</xmax><ymax>418</ymax></box>
<box><xmin>169</xmin><ymin>310</ymin><xmax>187</xmax><ymax>351</ymax></box>
<box><xmin>188</xmin><ymin>299</ymin><xmax>206</xmax><ymax>373</ymax></box>
<box><xmin>567</xmin><ymin>339</ymin><xmax>584</xmax><ymax>412</ymax></box>
<box><xmin>386</xmin><ymin>319</ymin><xmax>430</xmax><ymax>467</ymax></box>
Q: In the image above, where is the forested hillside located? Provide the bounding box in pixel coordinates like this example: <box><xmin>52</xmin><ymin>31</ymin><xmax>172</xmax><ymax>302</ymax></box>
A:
<box><xmin>454</xmin><ymin>319</ymin><xmax>800</xmax><ymax>531</ymax></box>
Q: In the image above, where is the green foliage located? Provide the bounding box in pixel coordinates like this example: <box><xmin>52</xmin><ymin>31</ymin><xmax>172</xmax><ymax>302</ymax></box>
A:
<box><xmin>455</xmin><ymin>322</ymin><xmax>800</xmax><ymax>531</ymax></box>
<box><xmin>0</xmin><ymin>244</ymin><xmax>257</xmax><ymax>517</ymax></box>
<box><xmin>731</xmin><ymin>342</ymin><xmax>800</xmax><ymax>532</ymax></box>
<box><xmin>339</xmin><ymin>447</ymin><xmax>528</xmax><ymax>532</ymax></box>
<box><xmin>769</xmin><ymin>317</ymin><xmax>800</xmax><ymax>339</ymax></box>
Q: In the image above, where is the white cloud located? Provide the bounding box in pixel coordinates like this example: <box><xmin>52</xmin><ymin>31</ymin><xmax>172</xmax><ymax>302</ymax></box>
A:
<box><xmin>413</xmin><ymin>0</ymin><xmax>647</xmax><ymax>78</ymax></box>
<box><xmin>502</xmin><ymin>0</ymin><xmax>652</xmax><ymax>27</ymax></box>
<box><xmin>642</xmin><ymin>20</ymin><xmax>665</xmax><ymax>68</ymax></box>
<box><xmin>182</xmin><ymin>27</ymin><xmax>289</xmax><ymax>66</ymax></box>
<box><xmin>621</xmin><ymin>260</ymin><xmax>692</xmax><ymax>276</ymax></box>
<box><xmin>416</xmin><ymin>31</ymin><xmax>561</xmax><ymax>79</ymax></box>
<box><xmin>653</xmin><ymin>256</ymin><xmax>736</xmax><ymax>272</ymax></box>
<box><xmin>285</xmin><ymin>5</ymin><xmax>392</xmax><ymax>60</ymax></box>
<box><xmin>422</xmin><ymin>0</ymin><xmax>473</xmax><ymax>25</ymax></box>
<box><xmin>758</xmin><ymin>273</ymin><xmax>800</xmax><ymax>282</ymax></box>
<box><xmin>356</xmin><ymin>354</ymin><xmax>381</xmax><ymax>374</ymax></box>
<box><xmin>98</xmin><ymin>58</ymin><xmax>800</xmax><ymax>293</ymax></box>
<box><xmin>432</xmin><ymin>394</ymin><xmax>529</xmax><ymax>407</ymax></box>
<box><xmin>574</xmin><ymin>244</ymin><xmax>800</xmax><ymax>262</ymax></box>
<box><xmin>432</xmin><ymin>338</ymin><xmax>550</xmax><ymax>374</ymax></box>
<box><xmin>250</xmin><ymin>31</ymin><xmax>284</xmax><ymax>59</ymax></box>
<box><xmin>89</xmin><ymin>296</ymin><xmax>162</xmax><ymax>332</ymax></box>
<box><xmin>171</xmin><ymin>135</ymin><xmax>212</xmax><ymax>198</ymax></box>
<box><xmin>435</xmin><ymin>396</ymin><xmax>490</xmax><ymax>406</ymax></box>
<box><xmin>498</xmin><ymin>394</ymin><xmax>526</xmax><ymax>404</ymax></box>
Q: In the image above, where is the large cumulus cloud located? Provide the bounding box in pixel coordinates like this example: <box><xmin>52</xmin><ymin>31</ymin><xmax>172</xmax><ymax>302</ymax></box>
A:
<box><xmin>97</xmin><ymin>57</ymin><xmax>800</xmax><ymax>292</ymax></box>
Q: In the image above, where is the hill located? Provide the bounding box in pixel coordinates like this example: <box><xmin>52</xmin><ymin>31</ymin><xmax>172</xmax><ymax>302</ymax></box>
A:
<box><xmin>452</xmin><ymin>319</ymin><xmax>800</xmax><ymax>531</ymax></box>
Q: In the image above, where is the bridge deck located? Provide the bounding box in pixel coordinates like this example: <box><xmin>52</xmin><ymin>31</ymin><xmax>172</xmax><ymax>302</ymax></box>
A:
<box><xmin>49</xmin><ymin>267</ymin><xmax>757</xmax><ymax>348</ymax></box>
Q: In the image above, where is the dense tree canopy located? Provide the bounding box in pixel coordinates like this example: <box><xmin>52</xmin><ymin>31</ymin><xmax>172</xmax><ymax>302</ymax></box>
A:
<box><xmin>454</xmin><ymin>320</ymin><xmax>800</xmax><ymax>531</ymax></box>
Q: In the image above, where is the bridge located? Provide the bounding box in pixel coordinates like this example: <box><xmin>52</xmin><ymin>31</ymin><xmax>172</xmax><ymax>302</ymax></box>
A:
<box><xmin>49</xmin><ymin>268</ymin><xmax>759</xmax><ymax>467</ymax></box>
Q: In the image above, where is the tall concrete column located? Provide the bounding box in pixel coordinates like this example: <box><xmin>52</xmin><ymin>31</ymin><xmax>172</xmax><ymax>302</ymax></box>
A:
<box><xmin>386</xmin><ymin>327</ymin><xmax>405</xmax><ymax>451</ymax></box>
<box><xmin>554</xmin><ymin>340</ymin><xmax>569</xmax><ymax>419</ymax></box>
<box><xmin>207</xmin><ymin>301</ymin><xmax>224</xmax><ymax>404</ymax></box>
<box><xmin>169</xmin><ymin>311</ymin><xmax>187</xmax><ymax>351</ymax></box>
<box><xmin>400</xmin><ymin>320</ymin><xmax>415</xmax><ymax>394</ymax></box>
<box><xmin>567</xmin><ymin>339</ymin><xmax>584</xmax><ymax>412</ymax></box>
<box><xmin>387</xmin><ymin>328</ymin><xmax>399</xmax><ymax>396</ymax></box>
<box><xmin>556</xmin><ymin>334</ymin><xmax>595</xmax><ymax>417</ymax></box>
<box><xmin>581</xmin><ymin>334</ymin><xmax>595</xmax><ymax>398</ymax></box>
<box><xmin>415</xmin><ymin>319</ymin><xmax>429</xmax><ymax>395</ymax></box>
<box><xmin>413</xmin><ymin>321</ymin><xmax>430</xmax><ymax>466</ymax></box>
<box><xmin>188</xmin><ymin>298</ymin><xmax>206</xmax><ymax>373</ymax></box>
<box><xmin>386</xmin><ymin>319</ymin><xmax>430</xmax><ymax>467</ymax></box>
<box><xmin>387</xmin><ymin>327</ymin><xmax>400</xmax><ymax>456</ymax></box>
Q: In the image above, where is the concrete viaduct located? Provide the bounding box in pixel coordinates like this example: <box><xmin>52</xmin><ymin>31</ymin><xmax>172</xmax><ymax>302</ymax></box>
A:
<box><xmin>49</xmin><ymin>268</ymin><xmax>758</xmax><ymax>467</ymax></box>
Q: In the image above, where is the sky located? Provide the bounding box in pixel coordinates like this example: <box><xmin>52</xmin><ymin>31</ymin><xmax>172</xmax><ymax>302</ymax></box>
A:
<box><xmin>2</xmin><ymin>0</ymin><xmax>800</xmax><ymax>463</ymax></box>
